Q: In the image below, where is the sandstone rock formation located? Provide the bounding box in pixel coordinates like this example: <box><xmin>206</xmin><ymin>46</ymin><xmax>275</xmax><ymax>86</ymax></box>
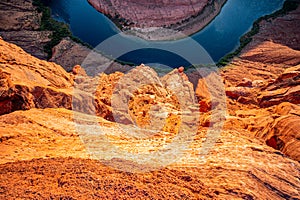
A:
<box><xmin>49</xmin><ymin>38</ymin><xmax>92</xmax><ymax>72</ymax></box>
<box><xmin>217</xmin><ymin>3</ymin><xmax>300</xmax><ymax>162</ymax></box>
<box><xmin>0</xmin><ymin>107</ymin><xmax>299</xmax><ymax>199</ymax></box>
<box><xmin>0</xmin><ymin>35</ymin><xmax>300</xmax><ymax>199</ymax></box>
<box><xmin>0</xmin><ymin>36</ymin><xmax>128</xmax><ymax>120</ymax></box>
<box><xmin>1</xmin><ymin>1</ymin><xmax>300</xmax><ymax>199</ymax></box>
<box><xmin>0</xmin><ymin>37</ymin><xmax>74</xmax><ymax>115</ymax></box>
<box><xmin>49</xmin><ymin>37</ymin><xmax>130</xmax><ymax>73</ymax></box>
<box><xmin>88</xmin><ymin>0</ymin><xmax>227</xmax><ymax>40</ymax></box>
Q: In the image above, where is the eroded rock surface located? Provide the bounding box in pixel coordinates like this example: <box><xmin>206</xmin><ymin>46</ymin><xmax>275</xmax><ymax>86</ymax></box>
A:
<box><xmin>0</xmin><ymin>107</ymin><xmax>299</xmax><ymax>199</ymax></box>
<box><xmin>0</xmin><ymin>37</ymin><xmax>74</xmax><ymax>115</ymax></box>
<box><xmin>0</xmin><ymin>37</ymin><xmax>130</xmax><ymax>117</ymax></box>
<box><xmin>88</xmin><ymin>0</ymin><xmax>226</xmax><ymax>39</ymax></box>
<box><xmin>217</xmin><ymin>4</ymin><xmax>300</xmax><ymax>162</ymax></box>
<box><xmin>0</xmin><ymin>0</ymin><xmax>51</xmax><ymax>59</ymax></box>
<box><xmin>0</xmin><ymin>2</ymin><xmax>300</xmax><ymax>199</ymax></box>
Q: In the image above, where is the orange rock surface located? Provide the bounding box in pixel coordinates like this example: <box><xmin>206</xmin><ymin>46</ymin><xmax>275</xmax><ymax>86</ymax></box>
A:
<box><xmin>0</xmin><ymin>2</ymin><xmax>300</xmax><ymax>199</ymax></box>
<box><xmin>217</xmin><ymin>4</ymin><xmax>300</xmax><ymax>162</ymax></box>
<box><xmin>0</xmin><ymin>36</ymin><xmax>300</xmax><ymax>199</ymax></box>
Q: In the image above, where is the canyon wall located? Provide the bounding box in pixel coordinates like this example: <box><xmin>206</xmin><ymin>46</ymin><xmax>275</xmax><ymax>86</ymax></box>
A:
<box><xmin>0</xmin><ymin>0</ymin><xmax>51</xmax><ymax>59</ymax></box>
<box><xmin>0</xmin><ymin>1</ymin><xmax>300</xmax><ymax>199</ymax></box>
<box><xmin>88</xmin><ymin>0</ymin><xmax>227</xmax><ymax>39</ymax></box>
<box><xmin>218</xmin><ymin>2</ymin><xmax>300</xmax><ymax>161</ymax></box>
<box><xmin>0</xmin><ymin>0</ymin><xmax>126</xmax><ymax>72</ymax></box>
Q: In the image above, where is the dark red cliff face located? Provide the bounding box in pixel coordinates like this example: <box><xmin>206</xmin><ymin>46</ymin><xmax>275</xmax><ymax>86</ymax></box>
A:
<box><xmin>87</xmin><ymin>0</ymin><xmax>227</xmax><ymax>37</ymax></box>
<box><xmin>88</xmin><ymin>0</ymin><xmax>206</xmax><ymax>26</ymax></box>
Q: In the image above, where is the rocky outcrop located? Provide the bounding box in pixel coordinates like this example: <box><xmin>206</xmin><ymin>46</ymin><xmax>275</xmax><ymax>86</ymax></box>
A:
<box><xmin>0</xmin><ymin>1</ymin><xmax>300</xmax><ymax>199</ymax></box>
<box><xmin>49</xmin><ymin>38</ymin><xmax>92</xmax><ymax>72</ymax></box>
<box><xmin>262</xmin><ymin>103</ymin><xmax>300</xmax><ymax>161</ymax></box>
<box><xmin>224</xmin><ymin>79</ymin><xmax>300</xmax><ymax>161</ymax></box>
<box><xmin>223</xmin><ymin>101</ymin><xmax>300</xmax><ymax>162</ymax></box>
<box><xmin>258</xmin><ymin>66</ymin><xmax>300</xmax><ymax>107</ymax></box>
<box><xmin>0</xmin><ymin>0</ymin><xmax>51</xmax><ymax>59</ymax></box>
<box><xmin>78</xmin><ymin>64</ymin><xmax>197</xmax><ymax>131</ymax></box>
<box><xmin>49</xmin><ymin>37</ymin><xmax>129</xmax><ymax>73</ymax></box>
<box><xmin>0</xmin><ymin>37</ymin><xmax>75</xmax><ymax>115</ymax></box>
<box><xmin>0</xmin><ymin>37</ymin><xmax>127</xmax><ymax>119</ymax></box>
<box><xmin>218</xmin><ymin>3</ymin><xmax>300</xmax><ymax>162</ymax></box>
<box><xmin>88</xmin><ymin>0</ymin><xmax>227</xmax><ymax>40</ymax></box>
<box><xmin>0</xmin><ymin>0</ymin><xmax>123</xmax><ymax>72</ymax></box>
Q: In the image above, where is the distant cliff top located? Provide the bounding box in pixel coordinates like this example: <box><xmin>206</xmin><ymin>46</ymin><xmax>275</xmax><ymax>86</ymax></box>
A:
<box><xmin>88</xmin><ymin>0</ymin><xmax>227</xmax><ymax>40</ymax></box>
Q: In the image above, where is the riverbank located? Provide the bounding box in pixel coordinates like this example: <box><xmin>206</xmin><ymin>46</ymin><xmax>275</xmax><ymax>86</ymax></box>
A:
<box><xmin>0</xmin><ymin>0</ymin><xmax>133</xmax><ymax>72</ymax></box>
<box><xmin>0</xmin><ymin>0</ymin><xmax>292</xmax><ymax>72</ymax></box>
<box><xmin>217</xmin><ymin>0</ymin><xmax>299</xmax><ymax>66</ymax></box>
<box><xmin>88</xmin><ymin>0</ymin><xmax>227</xmax><ymax>41</ymax></box>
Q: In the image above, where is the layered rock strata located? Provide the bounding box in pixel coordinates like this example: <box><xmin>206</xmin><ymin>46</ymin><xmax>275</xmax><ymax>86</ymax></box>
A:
<box><xmin>0</xmin><ymin>0</ymin><xmax>51</xmax><ymax>59</ymax></box>
<box><xmin>0</xmin><ymin>1</ymin><xmax>300</xmax><ymax>199</ymax></box>
<box><xmin>216</xmin><ymin>4</ymin><xmax>300</xmax><ymax>161</ymax></box>
<box><xmin>88</xmin><ymin>0</ymin><xmax>227</xmax><ymax>40</ymax></box>
<box><xmin>0</xmin><ymin>0</ymin><xmax>124</xmax><ymax>72</ymax></box>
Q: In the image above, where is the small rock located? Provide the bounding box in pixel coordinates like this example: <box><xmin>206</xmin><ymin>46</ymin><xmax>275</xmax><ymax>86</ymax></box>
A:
<box><xmin>237</xmin><ymin>78</ymin><xmax>252</xmax><ymax>87</ymax></box>
<box><xmin>252</xmin><ymin>80</ymin><xmax>264</xmax><ymax>87</ymax></box>
<box><xmin>72</xmin><ymin>65</ymin><xmax>87</xmax><ymax>76</ymax></box>
<box><xmin>178</xmin><ymin>66</ymin><xmax>184</xmax><ymax>73</ymax></box>
<box><xmin>225</xmin><ymin>87</ymin><xmax>252</xmax><ymax>99</ymax></box>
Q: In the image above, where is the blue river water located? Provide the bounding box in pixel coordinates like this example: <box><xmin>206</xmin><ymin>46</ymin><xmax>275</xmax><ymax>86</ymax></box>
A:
<box><xmin>45</xmin><ymin>0</ymin><xmax>284</xmax><ymax>67</ymax></box>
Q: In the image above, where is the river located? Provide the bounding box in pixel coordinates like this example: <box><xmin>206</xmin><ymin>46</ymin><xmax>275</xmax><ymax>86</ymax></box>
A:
<box><xmin>45</xmin><ymin>0</ymin><xmax>284</xmax><ymax>67</ymax></box>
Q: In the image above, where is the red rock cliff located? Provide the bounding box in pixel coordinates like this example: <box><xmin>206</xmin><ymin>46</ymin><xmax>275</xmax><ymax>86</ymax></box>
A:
<box><xmin>88</xmin><ymin>0</ymin><xmax>226</xmax><ymax>38</ymax></box>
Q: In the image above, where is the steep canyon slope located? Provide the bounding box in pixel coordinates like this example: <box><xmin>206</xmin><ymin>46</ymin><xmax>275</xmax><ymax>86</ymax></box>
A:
<box><xmin>219</xmin><ymin>2</ymin><xmax>300</xmax><ymax>161</ymax></box>
<box><xmin>0</xmin><ymin>0</ymin><xmax>127</xmax><ymax>72</ymax></box>
<box><xmin>0</xmin><ymin>0</ymin><xmax>51</xmax><ymax>59</ymax></box>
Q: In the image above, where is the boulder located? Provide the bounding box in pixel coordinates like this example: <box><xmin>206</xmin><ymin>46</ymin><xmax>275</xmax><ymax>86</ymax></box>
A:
<box><xmin>225</xmin><ymin>87</ymin><xmax>252</xmax><ymax>99</ymax></box>
<box><xmin>237</xmin><ymin>78</ymin><xmax>252</xmax><ymax>87</ymax></box>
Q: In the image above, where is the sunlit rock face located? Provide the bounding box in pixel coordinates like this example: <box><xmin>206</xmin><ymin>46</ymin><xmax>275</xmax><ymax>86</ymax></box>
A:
<box><xmin>0</xmin><ymin>2</ymin><xmax>300</xmax><ymax>199</ymax></box>
<box><xmin>219</xmin><ymin>5</ymin><xmax>300</xmax><ymax>162</ymax></box>
<box><xmin>0</xmin><ymin>35</ymin><xmax>300</xmax><ymax>199</ymax></box>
